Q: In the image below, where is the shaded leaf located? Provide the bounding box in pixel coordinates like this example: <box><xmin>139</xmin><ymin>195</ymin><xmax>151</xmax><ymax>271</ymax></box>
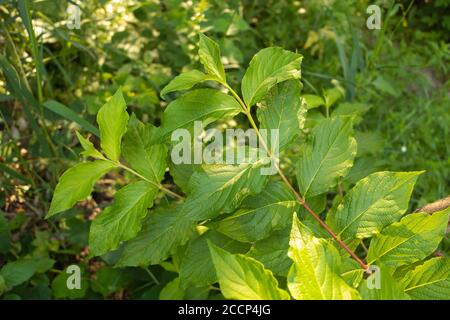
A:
<box><xmin>47</xmin><ymin>160</ymin><xmax>116</xmax><ymax>218</ymax></box>
<box><xmin>89</xmin><ymin>181</ymin><xmax>159</xmax><ymax>256</ymax></box>
<box><xmin>214</xmin><ymin>182</ymin><xmax>298</xmax><ymax>242</ymax></box>
<box><xmin>257</xmin><ymin>80</ymin><xmax>306</xmax><ymax>151</ymax></box>
<box><xmin>116</xmin><ymin>205</ymin><xmax>195</xmax><ymax>267</ymax></box>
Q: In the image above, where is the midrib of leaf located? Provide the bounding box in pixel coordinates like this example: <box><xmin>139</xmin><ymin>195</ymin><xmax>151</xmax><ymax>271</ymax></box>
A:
<box><xmin>227</xmin><ymin>200</ymin><xmax>297</xmax><ymax>219</ymax></box>
<box><xmin>165</xmin><ymin>105</ymin><xmax>239</xmax><ymax>132</ymax></box>
<box><xmin>134</xmin><ymin>133</ymin><xmax>159</xmax><ymax>183</ymax></box>
<box><xmin>250</xmin><ymin>53</ymin><xmax>299</xmax><ymax>106</ymax></box>
<box><xmin>97</xmin><ymin>185</ymin><xmax>153</xmax><ymax>229</ymax></box>
<box><xmin>299</xmin><ymin>243</ymin><xmax>326</xmax><ymax>299</ymax></box>
<box><xmin>216</xmin><ymin>158</ymin><xmax>266</xmax><ymax>192</ymax></box>
<box><xmin>404</xmin><ymin>278</ymin><xmax>447</xmax><ymax>292</ymax></box>
<box><xmin>338</xmin><ymin>177</ymin><xmax>414</xmax><ymax>238</ymax></box>
<box><xmin>368</xmin><ymin>217</ymin><xmax>438</xmax><ymax>264</ymax></box>
<box><xmin>368</xmin><ymin>235</ymin><xmax>415</xmax><ymax>264</ymax></box>
<box><xmin>303</xmin><ymin>122</ymin><xmax>348</xmax><ymax>197</ymax></box>
<box><xmin>274</xmin><ymin>87</ymin><xmax>288</xmax><ymax>130</ymax></box>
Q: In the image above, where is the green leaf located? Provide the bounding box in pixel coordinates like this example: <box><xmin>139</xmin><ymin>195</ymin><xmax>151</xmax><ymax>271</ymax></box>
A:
<box><xmin>47</xmin><ymin>160</ymin><xmax>117</xmax><ymax>218</ymax></box>
<box><xmin>247</xmin><ymin>227</ymin><xmax>291</xmax><ymax>277</ymax></box>
<box><xmin>160</xmin><ymin>70</ymin><xmax>218</xmax><ymax>98</ymax></box>
<box><xmin>51</xmin><ymin>266</ymin><xmax>89</xmax><ymax>299</ymax></box>
<box><xmin>257</xmin><ymin>80</ymin><xmax>307</xmax><ymax>151</ymax></box>
<box><xmin>359</xmin><ymin>267</ymin><xmax>410</xmax><ymax>300</ymax></box>
<box><xmin>158</xmin><ymin>89</ymin><xmax>241</xmax><ymax>140</ymax></box>
<box><xmin>208</xmin><ymin>242</ymin><xmax>290</xmax><ymax>300</ymax></box>
<box><xmin>327</xmin><ymin>171</ymin><xmax>423</xmax><ymax>240</ymax></box>
<box><xmin>287</xmin><ymin>214</ymin><xmax>361</xmax><ymax>300</ymax></box>
<box><xmin>332</xmin><ymin>102</ymin><xmax>371</xmax><ymax>118</ymax></box>
<box><xmin>159</xmin><ymin>277</ymin><xmax>184</xmax><ymax>300</ymax></box>
<box><xmin>297</xmin><ymin>116</ymin><xmax>357</xmax><ymax>198</ymax></box>
<box><xmin>198</xmin><ymin>33</ymin><xmax>226</xmax><ymax>82</ymax></box>
<box><xmin>169</xmin><ymin>162</ymin><xmax>199</xmax><ymax>194</ymax></box>
<box><xmin>214</xmin><ymin>181</ymin><xmax>298</xmax><ymax>242</ymax></box>
<box><xmin>0</xmin><ymin>212</ymin><xmax>11</xmax><ymax>254</ymax></box>
<box><xmin>241</xmin><ymin>47</ymin><xmax>303</xmax><ymax>106</ymax></box>
<box><xmin>178</xmin><ymin>160</ymin><xmax>269</xmax><ymax>222</ymax></box>
<box><xmin>44</xmin><ymin>100</ymin><xmax>100</xmax><ymax>137</ymax></box>
<box><xmin>179</xmin><ymin>231</ymin><xmax>248</xmax><ymax>288</ymax></box>
<box><xmin>97</xmin><ymin>88</ymin><xmax>129</xmax><ymax>161</ymax></box>
<box><xmin>323</xmin><ymin>87</ymin><xmax>344</xmax><ymax>108</ymax></box>
<box><xmin>122</xmin><ymin>115</ymin><xmax>167</xmax><ymax>183</ymax></box>
<box><xmin>116</xmin><ymin>205</ymin><xmax>195</xmax><ymax>267</ymax></box>
<box><xmin>75</xmin><ymin>132</ymin><xmax>104</xmax><ymax>159</ymax></box>
<box><xmin>91</xmin><ymin>267</ymin><xmax>129</xmax><ymax>297</ymax></box>
<box><xmin>340</xmin><ymin>258</ymin><xmax>364</xmax><ymax>288</ymax></box>
<box><xmin>303</xmin><ymin>94</ymin><xmax>324</xmax><ymax>109</ymax></box>
<box><xmin>0</xmin><ymin>259</ymin><xmax>41</xmax><ymax>288</ymax></box>
<box><xmin>89</xmin><ymin>181</ymin><xmax>159</xmax><ymax>256</ymax></box>
<box><xmin>400</xmin><ymin>257</ymin><xmax>450</xmax><ymax>300</ymax></box>
<box><xmin>367</xmin><ymin>208</ymin><xmax>450</xmax><ymax>267</ymax></box>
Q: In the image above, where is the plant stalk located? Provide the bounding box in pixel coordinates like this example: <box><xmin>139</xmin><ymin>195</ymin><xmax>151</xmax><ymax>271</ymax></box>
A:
<box><xmin>224</xmin><ymin>83</ymin><xmax>368</xmax><ymax>270</ymax></box>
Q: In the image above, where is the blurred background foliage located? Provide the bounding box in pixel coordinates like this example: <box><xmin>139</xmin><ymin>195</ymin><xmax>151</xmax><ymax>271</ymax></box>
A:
<box><xmin>0</xmin><ymin>0</ymin><xmax>448</xmax><ymax>299</ymax></box>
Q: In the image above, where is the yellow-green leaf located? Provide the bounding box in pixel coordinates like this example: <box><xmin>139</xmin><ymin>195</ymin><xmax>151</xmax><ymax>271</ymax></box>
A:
<box><xmin>97</xmin><ymin>88</ymin><xmax>129</xmax><ymax>161</ymax></box>
<box><xmin>287</xmin><ymin>214</ymin><xmax>361</xmax><ymax>300</ymax></box>
<box><xmin>242</xmin><ymin>47</ymin><xmax>302</xmax><ymax>107</ymax></box>
<box><xmin>208</xmin><ymin>242</ymin><xmax>290</xmax><ymax>300</ymax></box>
